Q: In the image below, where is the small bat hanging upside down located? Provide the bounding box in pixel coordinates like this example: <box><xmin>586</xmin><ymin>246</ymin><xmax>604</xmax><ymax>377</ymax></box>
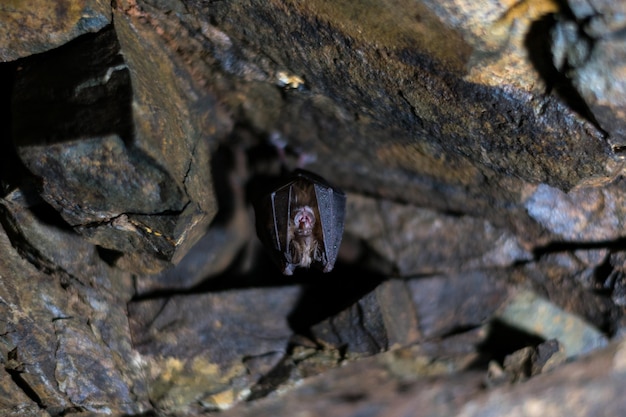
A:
<box><xmin>254</xmin><ymin>169</ymin><xmax>346</xmax><ymax>275</ymax></box>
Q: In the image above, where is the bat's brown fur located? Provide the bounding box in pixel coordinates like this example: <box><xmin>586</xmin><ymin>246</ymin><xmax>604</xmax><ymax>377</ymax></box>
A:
<box><xmin>287</xmin><ymin>180</ymin><xmax>325</xmax><ymax>272</ymax></box>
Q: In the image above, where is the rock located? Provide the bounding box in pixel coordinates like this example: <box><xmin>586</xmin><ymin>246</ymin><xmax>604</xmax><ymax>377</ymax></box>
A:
<box><xmin>485</xmin><ymin>339</ymin><xmax>566</xmax><ymax>387</ymax></box>
<box><xmin>219</xmin><ymin>331</ymin><xmax>626</xmax><ymax>417</ymax></box>
<box><xmin>345</xmin><ymin>194</ymin><xmax>532</xmax><ymax>276</ymax></box>
<box><xmin>0</xmin><ymin>200</ymin><xmax>148</xmax><ymax>414</ymax></box>
<box><xmin>10</xmin><ymin>24</ymin><xmax>227</xmax><ymax>273</ymax></box>
<box><xmin>409</xmin><ymin>270</ymin><xmax>511</xmax><ymax>339</ymax></box>
<box><xmin>552</xmin><ymin>1</ymin><xmax>626</xmax><ymax>143</ymax></box>
<box><xmin>524</xmin><ymin>182</ymin><xmax>626</xmax><ymax>241</ymax></box>
<box><xmin>128</xmin><ymin>286</ymin><xmax>301</xmax><ymax>412</ymax></box>
<box><xmin>458</xmin><ymin>336</ymin><xmax>626</xmax><ymax>417</ymax></box>
<box><xmin>0</xmin><ymin>0</ymin><xmax>111</xmax><ymax>61</ymax></box>
<box><xmin>2</xmin><ymin>0</ymin><xmax>626</xmax><ymax>415</ymax></box>
<box><xmin>496</xmin><ymin>289</ymin><xmax>609</xmax><ymax>358</ymax></box>
<box><xmin>111</xmin><ymin>0</ymin><xmax>613</xmax><ymax>243</ymax></box>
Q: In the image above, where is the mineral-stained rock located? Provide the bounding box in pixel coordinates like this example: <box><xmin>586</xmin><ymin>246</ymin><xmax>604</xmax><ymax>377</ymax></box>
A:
<box><xmin>200</xmin><ymin>1</ymin><xmax>608</xmax><ymax>190</ymax></box>
<box><xmin>409</xmin><ymin>270</ymin><xmax>511</xmax><ymax>339</ymax></box>
<box><xmin>306</xmin><ymin>281</ymin><xmax>396</xmax><ymax>355</ymax></box>
<box><xmin>495</xmin><ymin>289</ymin><xmax>609</xmax><ymax>359</ymax></box>
<box><xmin>5</xmin><ymin>0</ymin><xmax>625</xmax><ymax>270</ymax></box>
<box><xmin>10</xmin><ymin>23</ymin><xmax>228</xmax><ymax>273</ymax></box>
<box><xmin>2</xmin><ymin>0</ymin><xmax>626</xmax><ymax>415</ymax></box>
<box><xmin>516</xmin><ymin>253</ymin><xmax>621</xmax><ymax>336</ymax></box>
<box><xmin>0</xmin><ymin>198</ymin><xmax>149</xmax><ymax>414</ymax></box>
<box><xmin>128</xmin><ymin>285</ymin><xmax>301</xmax><ymax>412</ymax></box>
<box><xmin>551</xmin><ymin>1</ymin><xmax>626</xmax><ymax>144</ymax></box>
<box><xmin>0</xmin><ymin>0</ymin><xmax>111</xmax><ymax>61</ymax></box>
<box><xmin>345</xmin><ymin>194</ymin><xmax>532</xmax><ymax>276</ymax></box>
<box><xmin>459</xmin><ymin>337</ymin><xmax>626</xmax><ymax>417</ymax></box>
<box><xmin>301</xmin><ymin>271</ymin><xmax>511</xmax><ymax>357</ymax></box>
<box><xmin>110</xmin><ymin>0</ymin><xmax>615</xmax><ymax>245</ymax></box>
<box><xmin>219</xmin><ymin>320</ymin><xmax>626</xmax><ymax>417</ymax></box>
<box><xmin>524</xmin><ymin>180</ymin><xmax>626</xmax><ymax>241</ymax></box>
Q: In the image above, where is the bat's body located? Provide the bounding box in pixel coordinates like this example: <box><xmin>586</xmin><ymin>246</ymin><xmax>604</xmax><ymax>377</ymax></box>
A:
<box><xmin>254</xmin><ymin>169</ymin><xmax>346</xmax><ymax>275</ymax></box>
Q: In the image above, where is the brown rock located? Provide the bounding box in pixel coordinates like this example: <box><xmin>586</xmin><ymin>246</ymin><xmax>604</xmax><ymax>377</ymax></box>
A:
<box><xmin>0</xmin><ymin>0</ymin><xmax>111</xmax><ymax>61</ymax></box>
<box><xmin>1</xmin><ymin>0</ymin><xmax>626</xmax><ymax>415</ymax></box>
<box><xmin>0</xmin><ymin>202</ymin><xmax>148</xmax><ymax>414</ymax></box>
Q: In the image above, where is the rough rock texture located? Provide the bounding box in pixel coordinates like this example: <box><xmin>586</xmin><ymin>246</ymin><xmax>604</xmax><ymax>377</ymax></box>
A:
<box><xmin>10</xmin><ymin>19</ymin><xmax>224</xmax><ymax>274</ymax></box>
<box><xmin>0</xmin><ymin>0</ymin><xmax>111</xmax><ymax>61</ymax></box>
<box><xmin>1</xmin><ymin>0</ymin><xmax>626</xmax><ymax>415</ymax></box>
<box><xmin>0</xmin><ymin>193</ymin><xmax>148</xmax><ymax>414</ymax></box>
<box><xmin>220</xmin><ymin>337</ymin><xmax>626</xmax><ymax>417</ymax></box>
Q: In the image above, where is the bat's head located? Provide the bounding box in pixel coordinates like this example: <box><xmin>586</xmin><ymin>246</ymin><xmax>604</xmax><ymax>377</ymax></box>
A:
<box><xmin>289</xmin><ymin>205</ymin><xmax>319</xmax><ymax>270</ymax></box>
<box><xmin>293</xmin><ymin>206</ymin><xmax>315</xmax><ymax>236</ymax></box>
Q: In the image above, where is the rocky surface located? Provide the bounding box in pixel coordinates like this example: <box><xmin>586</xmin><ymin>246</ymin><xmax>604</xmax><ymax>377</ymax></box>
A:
<box><xmin>1</xmin><ymin>0</ymin><xmax>626</xmax><ymax>415</ymax></box>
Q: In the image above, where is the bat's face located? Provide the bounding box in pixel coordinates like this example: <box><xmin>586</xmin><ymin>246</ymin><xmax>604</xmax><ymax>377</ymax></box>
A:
<box><xmin>289</xmin><ymin>205</ymin><xmax>319</xmax><ymax>271</ymax></box>
<box><xmin>254</xmin><ymin>169</ymin><xmax>346</xmax><ymax>275</ymax></box>
<box><xmin>293</xmin><ymin>206</ymin><xmax>315</xmax><ymax>236</ymax></box>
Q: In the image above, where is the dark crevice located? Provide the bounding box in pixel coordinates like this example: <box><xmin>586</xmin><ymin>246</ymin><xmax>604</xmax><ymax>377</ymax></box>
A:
<box><xmin>5</xmin><ymin>368</ymin><xmax>45</xmax><ymax>410</ymax></box>
<box><xmin>0</xmin><ymin>61</ymin><xmax>23</xmax><ymax>196</ymax></box>
<box><xmin>286</xmin><ymin>264</ymin><xmax>386</xmax><ymax>337</ymax></box>
<box><xmin>0</xmin><ymin>205</ymin><xmax>77</xmax><ymax>288</ymax></box>
<box><xmin>77</xmin><ymin>208</ymin><xmax>188</xmax><ymax>231</ymax></box>
<box><xmin>129</xmin><ymin>244</ymin><xmax>289</xmax><ymax>301</ymax></box>
<box><xmin>10</xmin><ymin>25</ymin><xmax>133</xmax><ymax>148</ymax></box>
<box><xmin>592</xmin><ymin>253</ymin><xmax>615</xmax><ymax>292</ymax></box>
<box><xmin>472</xmin><ymin>319</ymin><xmax>545</xmax><ymax>367</ymax></box>
<box><xmin>611</xmin><ymin>144</ymin><xmax>626</xmax><ymax>155</ymax></box>
<box><xmin>50</xmin><ymin>407</ymin><xmax>86</xmax><ymax>417</ymax></box>
<box><xmin>96</xmin><ymin>246</ymin><xmax>125</xmax><ymax>266</ymax></box>
<box><xmin>436</xmin><ymin>324</ymin><xmax>484</xmax><ymax>340</ymax></box>
<box><xmin>524</xmin><ymin>10</ymin><xmax>607</xmax><ymax>137</ymax></box>
<box><xmin>245</xmin><ymin>354</ymin><xmax>295</xmax><ymax>402</ymax></box>
<box><xmin>210</xmin><ymin>142</ymin><xmax>242</xmax><ymax>227</ymax></box>
<box><xmin>118</xmin><ymin>411</ymin><xmax>159</xmax><ymax>417</ymax></box>
<box><xmin>532</xmin><ymin>238</ymin><xmax>626</xmax><ymax>259</ymax></box>
<box><xmin>22</xmin><ymin>199</ymin><xmax>75</xmax><ymax>232</ymax></box>
<box><xmin>397</xmin><ymin>89</ymin><xmax>426</xmax><ymax>132</ymax></box>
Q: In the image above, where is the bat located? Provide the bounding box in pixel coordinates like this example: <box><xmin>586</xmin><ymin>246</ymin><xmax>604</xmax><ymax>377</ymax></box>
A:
<box><xmin>254</xmin><ymin>169</ymin><xmax>346</xmax><ymax>275</ymax></box>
